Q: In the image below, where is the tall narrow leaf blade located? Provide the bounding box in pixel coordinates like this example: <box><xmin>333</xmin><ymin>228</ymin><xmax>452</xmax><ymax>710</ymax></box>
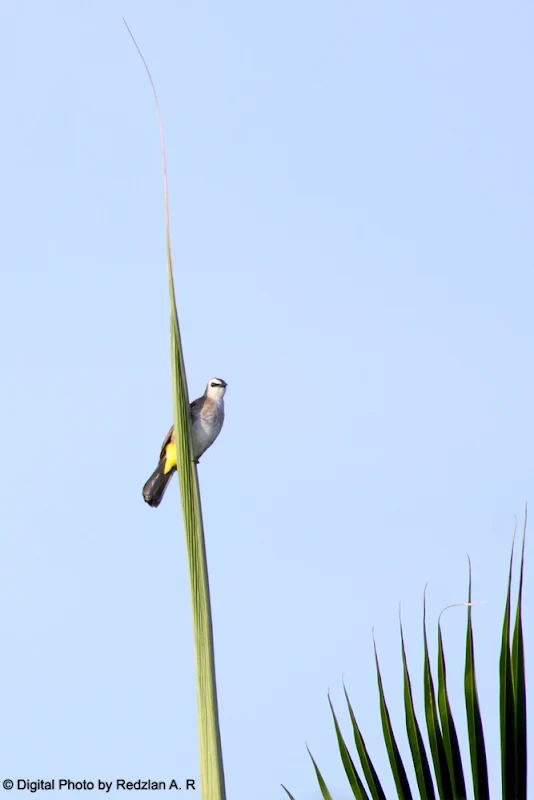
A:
<box><xmin>422</xmin><ymin>601</ymin><xmax>452</xmax><ymax>800</ymax></box>
<box><xmin>500</xmin><ymin>541</ymin><xmax>517</xmax><ymax>799</ymax></box>
<box><xmin>344</xmin><ymin>685</ymin><xmax>387</xmax><ymax>800</ymax></box>
<box><xmin>511</xmin><ymin>516</ymin><xmax>527</xmax><ymax>799</ymax></box>
<box><xmin>307</xmin><ymin>747</ymin><xmax>335</xmax><ymax>800</ymax></box>
<box><xmin>281</xmin><ymin>786</ymin><xmax>297</xmax><ymax>800</ymax></box>
<box><xmin>125</xmin><ymin>24</ymin><xmax>226</xmax><ymax>800</ymax></box>
<box><xmin>400</xmin><ymin>621</ymin><xmax>436</xmax><ymax>799</ymax></box>
<box><xmin>436</xmin><ymin>622</ymin><xmax>467</xmax><ymax>799</ymax></box>
<box><xmin>328</xmin><ymin>696</ymin><xmax>370</xmax><ymax>799</ymax></box>
<box><xmin>464</xmin><ymin>559</ymin><xmax>489</xmax><ymax>800</ymax></box>
<box><xmin>374</xmin><ymin>643</ymin><xmax>414</xmax><ymax>800</ymax></box>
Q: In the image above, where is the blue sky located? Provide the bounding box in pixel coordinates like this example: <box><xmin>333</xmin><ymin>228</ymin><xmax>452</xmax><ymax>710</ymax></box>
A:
<box><xmin>0</xmin><ymin>1</ymin><xmax>532</xmax><ymax>798</ymax></box>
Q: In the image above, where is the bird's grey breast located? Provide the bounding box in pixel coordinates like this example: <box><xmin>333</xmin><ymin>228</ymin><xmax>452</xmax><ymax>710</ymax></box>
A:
<box><xmin>191</xmin><ymin>399</ymin><xmax>224</xmax><ymax>459</ymax></box>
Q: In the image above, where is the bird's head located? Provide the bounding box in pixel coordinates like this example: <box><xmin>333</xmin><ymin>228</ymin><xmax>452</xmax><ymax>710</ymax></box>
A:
<box><xmin>206</xmin><ymin>377</ymin><xmax>227</xmax><ymax>401</ymax></box>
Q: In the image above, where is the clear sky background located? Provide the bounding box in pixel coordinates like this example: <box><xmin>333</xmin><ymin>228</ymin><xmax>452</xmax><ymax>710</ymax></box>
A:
<box><xmin>0</xmin><ymin>1</ymin><xmax>532</xmax><ymax>798</ymax></box>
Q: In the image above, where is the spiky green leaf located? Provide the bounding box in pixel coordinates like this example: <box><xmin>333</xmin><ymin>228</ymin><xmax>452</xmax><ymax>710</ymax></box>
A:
<box><xmin>399</xmin><ymin>620</ymin><xmax>436</xmax><ymax>799</ymax></box>
<box><xmin>436</xmin><ymin>622</ymin><xmax>467</xmax><ymax>799</ymax></box>
<box><xmin>281</xmin><ymin>786</ymin><xmax>297</xmax><ymax>800</ymax></box>
<box><xmin>374</xmin><ymin>642</ymin><xmax>413</xmax><ymax>800</ymax></box>
<box><xmin>464</xmin><ymin>559</ymin><xmax>489</xmax><ymax>800</ymax></box>
<box><xmin>307</xmin><ymin>747</ymin><xmax>334</xmax><ymax>800</ymax></box>
<box><xmin>499</xmin><ymin>542</ymin><xmax>517</xmax><ymax>799</ymax></box>
<box><xmin>422</xmin><ymin>601</ymin><xmax>453</xmax><ymax>800</ymax></box>
<box><xmin>344</xmin><ymin>685</ymin><xmax>387</xmax><ymax>800</ymax></box>
<box><xmin>328</xmin><ymin>695</ymin><xmax>370</xmax><ymax>799</ymax></box>
<box><xmin>511</xmin><ymin>517</ymin><xmax>527</xmax><ymax>799</ymax></box>
<box><xmin>125</xmin><ymin>23</ymin><xmax>226</xmax><ymax>800</ymax></box>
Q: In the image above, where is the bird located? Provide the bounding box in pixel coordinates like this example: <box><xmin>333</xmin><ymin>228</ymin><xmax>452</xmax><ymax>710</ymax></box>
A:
<box><xmin>142</xmin><ymin>377</ymin><xmax>227</xmax><ymax>508</ymax></box>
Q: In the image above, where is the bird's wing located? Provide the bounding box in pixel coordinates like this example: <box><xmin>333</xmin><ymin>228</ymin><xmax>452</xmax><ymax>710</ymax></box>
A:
<box><xmin>189</xmin><ymin>396</ymin><xmax>204</xmax><ymax>417</ymax></box>
<box><xmin>159</xmin><ymin>425</ymin><xmax>175</xmax><ymax>460</ymax></box>
<box><xmin>158</xmin><ymin>397</ymin><xmax>204</xmax><ymax>459</ymax></box>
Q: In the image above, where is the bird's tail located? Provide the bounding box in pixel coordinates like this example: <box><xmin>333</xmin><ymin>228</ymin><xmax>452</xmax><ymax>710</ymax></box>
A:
<box><xmin>142</xmin><ymin>460</ymin><xmax>175</xmax><ymax>508</ymax></box>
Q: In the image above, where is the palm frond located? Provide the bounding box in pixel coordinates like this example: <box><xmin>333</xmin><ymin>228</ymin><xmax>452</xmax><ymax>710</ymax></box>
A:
<box><xmin>297</xmin><ymin>526</ymin><xmax>526</xmax><ymax>800</ymax></box>
<box><xmin>126</xmin><ymin>23</ymin><xmax>226</xmax><ymax>800</ymax></box>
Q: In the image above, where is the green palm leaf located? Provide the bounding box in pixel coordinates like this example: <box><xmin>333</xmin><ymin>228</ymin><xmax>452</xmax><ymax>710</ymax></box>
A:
<box><xmin>307</xmin><ymin>746</ymin><xmax>335</xmax><ymax>800</ymax></box>
<box><xmin>281</xmin><ymin>786</ymin><xmax>297</xmax><ymax>800</ymax></box>
<box><xmin>400</xmin><ymin>620</ymin><xmax>436</xmax><ymax>799</ymax></box>
<box><xmin>436</xmin><ymin>621</ymin><xmax>467</xmax><ymax>799</ymax></box>
<box><xmin>501</xmin><ymin>515</ymin><xmax>528</xmax><ymax>800</ymax></box>
<box><xmin>374</xmin><ymin>642</ymin><xmax>413</xmax><ymax>800</ymax></box>
<box><xmin>125</xmin><ymin>23</ymin><xmax>226</xmax><ymax>800</ymax></box>
<box><xmin>500</xmin><ymin>542</ymin><xmax>517</xmax><ymax>799</ymax></box>
<box><xmin>464</xmin><ymin>558</ymin><xmax>490</xmax><ymax>800</ymax></box>
<box><xmin>328</xmin><ymin>695</ymin><xmax>370</xmax><ymax>799</ymax></box>
<box><xmin>302</xmin><ymin>528</ymin><xmax>527</xmax><ymax>800</ymax></box>
<box><xmin>422</xmin><ymin>602</ymin><xmax>453</xmax><ymax>800</ymax></box>
<box><xmin>344</xmin><ymin>685</ymin><xmax>387</xmax><ymax>800</ymax></box>
<box><xmin>511</xmin><ymin>519</ymin><xmax>527</xmax><ymax>799</ymax></box>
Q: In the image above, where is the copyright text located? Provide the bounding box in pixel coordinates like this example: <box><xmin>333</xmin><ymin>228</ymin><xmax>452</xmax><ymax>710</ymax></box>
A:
<box><xmin>2</xmin><ymin>779</ymin><xmax>196</xmax><ymax>793</ymax></box>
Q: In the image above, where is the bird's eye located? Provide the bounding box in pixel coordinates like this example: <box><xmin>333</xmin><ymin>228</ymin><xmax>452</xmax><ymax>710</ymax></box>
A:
<box><xmin>210</xmin><ymin>382</ymin><xmax>219</xmax><ymax>388</ymax></box>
